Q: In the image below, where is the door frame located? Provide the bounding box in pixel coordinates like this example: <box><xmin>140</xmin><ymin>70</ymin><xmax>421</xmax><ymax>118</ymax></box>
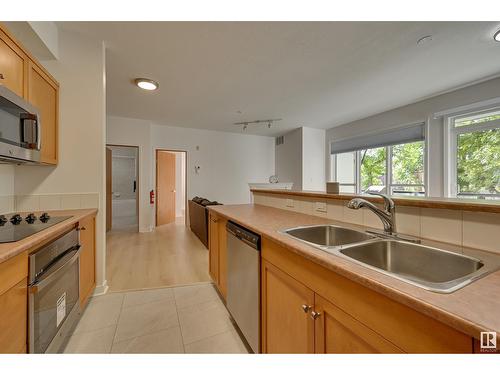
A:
<box><xmin>155</xmin><ymin>149</ymin><xmax>188</xmax><ymax>227</ymax></box>
<box><xmin>106</xmin><ymin>144</ymin><xmax>140</xmax><ymax>231</ymax></box>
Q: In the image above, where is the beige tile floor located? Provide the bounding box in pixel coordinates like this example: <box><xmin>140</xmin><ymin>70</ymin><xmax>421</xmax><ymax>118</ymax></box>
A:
<box><xmin>106</xmin><ymin>217</ymin><xmax>211</xmax><ymax>291</ymax></box>
<box><xmin>63</xmin><ymin>283</ymin><xmax>249</xmax><ymax>354</ymax></box>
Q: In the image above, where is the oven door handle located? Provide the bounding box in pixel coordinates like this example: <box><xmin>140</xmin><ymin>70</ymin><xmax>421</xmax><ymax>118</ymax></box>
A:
<box><xmin>29</xmin><ymin>246</ymin><xmax>81</xmax><ymax>294</ymax></box>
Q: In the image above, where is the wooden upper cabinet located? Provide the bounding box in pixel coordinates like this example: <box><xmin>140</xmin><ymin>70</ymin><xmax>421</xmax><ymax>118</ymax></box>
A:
<box><xmin>28</xmin><ymin>61</ymin><xmax>58</xmax><ymax>165</ymax></box>
<box><xmin>314</xmin><ymin>294</ymin><xmax>403</xmax><ymax>353</ymax></box>
<box><xmin>261</xmin><ymin>260</ymin><xmax>315</xmax><ymax>353</ymax></box>
<box><xmin>0</xmin><ymin>28</ymin><xmax>27</xmax><ymax>98</ymax></box>
<box><xmin>79</xmin><ymin>216</ymin><xmax>96</xmax><ymax>308</ymax></box>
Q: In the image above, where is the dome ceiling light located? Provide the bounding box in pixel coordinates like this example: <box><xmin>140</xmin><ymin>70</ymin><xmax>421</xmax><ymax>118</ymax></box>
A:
<box><xmin>494</xmin><ymin>29</ymin><xmax>500</xmax><ymax>42</ymax></box>
<box><xmin>134</xmin><ymin>78</ymin><xmax>159</xmax><ymax>91</ymax></box>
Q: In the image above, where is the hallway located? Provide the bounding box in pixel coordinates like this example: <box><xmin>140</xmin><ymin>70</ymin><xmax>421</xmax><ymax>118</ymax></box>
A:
<box><xmin>106</xmin><ymin>218</ymin><xmax>210</xmax><ymax>292</ymax></box>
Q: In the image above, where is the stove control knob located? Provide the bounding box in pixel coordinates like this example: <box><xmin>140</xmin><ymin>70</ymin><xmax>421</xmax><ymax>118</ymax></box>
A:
<box><xmin>0</xmin><ymin>215</ymin><xmax>7</xmax><ymax>225</ymax></box>
<box><xmin>10</xmin><ymin>214</ymin><xmax>22</xmax><ymax>225</ymax></box>
<box><xmin>40</xmin><ymin>212</ymin><xmax>51</xmax><ymax>223</ymax></box>
<box><xmin>25</xmin><ymin>213</ymin><xmax>37</xmax><ymax>224</ymax></box>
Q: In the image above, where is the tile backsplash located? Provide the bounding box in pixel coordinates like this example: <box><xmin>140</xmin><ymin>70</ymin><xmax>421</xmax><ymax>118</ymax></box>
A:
<box><xmin>253</xmin><ymin>192</ymin><xmax>500</xmax><ymax>255</ymax></box>
<box><xmin>0</xmin><ymin>193</ymin><xmax>99</xmax><ymax>213</ymax></box>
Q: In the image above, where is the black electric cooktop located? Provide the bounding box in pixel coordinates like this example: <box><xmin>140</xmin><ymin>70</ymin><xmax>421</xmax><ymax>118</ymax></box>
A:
<box><xmin>0</xmin><ymin>212</ymin><xmax>72</xmax><ymax>243</ymax></box>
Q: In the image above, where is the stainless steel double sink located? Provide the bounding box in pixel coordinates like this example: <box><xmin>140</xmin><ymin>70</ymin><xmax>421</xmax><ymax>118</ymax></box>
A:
<box><xmin>282</xmin><ymin>225</ymin><xmax>500</xmax><ymax>293</ymax></box>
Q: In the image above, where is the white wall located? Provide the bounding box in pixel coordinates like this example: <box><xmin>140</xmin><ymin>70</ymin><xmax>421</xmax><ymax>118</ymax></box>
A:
<box><xmin>0</xmin><ymin>165</ymin><xmax>15</xmax><ymax>213</ymax></box>
<box><xmin>107</xmin><ymin>116</ymin><xmax>275</xmax><ymax>231</ymax></box>
<box><xmin>275</xmin><ymin>127</ymin><xmax>326</xmax><ymax>191</ymax></box>
<box><xmin>302</xmin><ymin>127</ymin><xmax>326</xmax><ymax>191</ymax></box>
<box><xmin>326</xmin><ymin>76</ymin><xmax>500</xmax><ymax>197</ymax></box>
<box><xmin>275</xmin><ymin>128</ymin><xmax>303</xmax><ymax>189</ymax></box>
<box><xmin>13</xmin><ymin>29</ymin><xmax>107</xmax><ymax>291</ymax></box>
<box><xmin>174</xmin><ymin>152</ymin><xmax>186</xmax><ymax>217</ymax></box>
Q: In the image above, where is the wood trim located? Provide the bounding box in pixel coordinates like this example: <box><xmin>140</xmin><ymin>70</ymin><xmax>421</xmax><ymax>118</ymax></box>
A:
<box><xmin>0</xmin><ymin>252</ymin><xmax>28</xmax><ymax>296</ymax></box>
<box><xmin>251</xmin><ymin>189</ymin><xmax>500</xmax><ymax>213</ymax></box>
<box><xmin>262</xmin><ymin>237</ymin><xmax>473</xmax><ymax>353</ymax></box>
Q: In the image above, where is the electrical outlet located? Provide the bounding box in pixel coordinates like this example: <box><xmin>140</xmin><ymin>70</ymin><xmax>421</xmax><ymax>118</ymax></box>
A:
<box><xmin>315</xmin><ymin>202</ymin><xmax>327</xmax><ymax>213</ymax></box>
<box><xmin>286</xmin><ymin>199</ymin><xmax>294</xmax><ymax>208</ymax></box>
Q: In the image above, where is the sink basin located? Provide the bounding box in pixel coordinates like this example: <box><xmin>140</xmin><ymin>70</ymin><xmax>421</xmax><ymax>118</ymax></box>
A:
<box><xmin>339</xmin><ymin>240</ymin><xmax>489</xmax><ymax>293</ymax></box>
<box><xmin>283</xmin><ymin>225</ymin><xmax>375</xmax><ymax>248</ymax></box>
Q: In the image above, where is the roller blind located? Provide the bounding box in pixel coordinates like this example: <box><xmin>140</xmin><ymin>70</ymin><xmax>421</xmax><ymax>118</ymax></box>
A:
<box><xmin>330</xmin><ymin>122</ymin><xmax>425</xmax><ymax>154</ymax></box>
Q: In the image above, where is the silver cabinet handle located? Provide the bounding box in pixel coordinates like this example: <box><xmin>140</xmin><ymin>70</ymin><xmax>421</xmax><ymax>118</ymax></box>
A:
<box><xmin>310</xmin><ymin>311</ymin><xmax>321</xmax><ymax>320</ymax></box>
<box><xmin>301</xmin><ymin>304</ymin><xmax>312</xmax><ymax>313</ymax></box>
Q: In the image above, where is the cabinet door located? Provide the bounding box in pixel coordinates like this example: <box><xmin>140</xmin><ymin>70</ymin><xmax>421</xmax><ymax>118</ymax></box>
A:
<box><xmin>0</xmin><ymin>28</ymin><xmax>27</xmax><ymax>98</ymax></box>
<box><xmin>79</xmin><ymin>216</ymin><xmax>96</xmax><ymax>308</ymax></box>
<box><xmin>261</xmin><ymin>260</ymin><xmax>315</xmax><ymax>353</ymax></box>
<box><xmin>28</xmin><ymin>61</ymin><xmax>58</xmax><ymax>165</ymax></box>
<box><xmin>314</xmin><ymin>294</ymin><xmax>403</xmax><ymax>353</ymax></box>
<box><xmin>0</xmin><ymin>279</ymin><xmax>28</xmax><ymax>353</ymax></box>
<box><xmin>217</xmin><ymin>217</ymin><xmax>228</xmax><ymax>299</ymax></box>
<box><xmin>208</xmin><ymin>213</ymin><xmax>219</xmax><ymax>284</ymax></box>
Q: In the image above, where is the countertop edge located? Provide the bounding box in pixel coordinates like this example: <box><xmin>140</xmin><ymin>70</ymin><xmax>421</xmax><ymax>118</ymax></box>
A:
<box><xmin>0</xmin><ymin>208</ymin><xmax>98</xmax><ymax>264</ymax></box>
<box><xmin>208</xmin><ymin>204</ymin><xmax>499</xmax><ymax>343</ymax></box>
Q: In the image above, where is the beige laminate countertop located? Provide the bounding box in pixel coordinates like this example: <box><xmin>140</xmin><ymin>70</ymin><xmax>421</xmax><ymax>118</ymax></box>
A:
<box><xmin>208</xmin><ymin>203</ymin><xmax>500</xmax><ymax>344</ymax></box>
<box><xmin>0</xmin><ymin>209</ymin><xmax>98</xmax><ymax>264</ymax></box>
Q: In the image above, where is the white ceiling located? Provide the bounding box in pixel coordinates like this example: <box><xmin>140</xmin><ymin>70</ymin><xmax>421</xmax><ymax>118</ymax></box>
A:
<box><xmin>60</xmin><ymin>22</ymin><xmax>500</xmax><ymax>136</ymax></box>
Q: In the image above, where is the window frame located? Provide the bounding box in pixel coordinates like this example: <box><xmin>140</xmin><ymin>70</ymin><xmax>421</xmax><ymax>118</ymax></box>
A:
<box><xmin>331</xmin><ymin>141</ymin><xmax>427</xmax><ymax>196</ymax></box>
<box><xmin>445</xmin><ymin>107</ymin><xmax>500</xmax><ymax>198</ymax></box>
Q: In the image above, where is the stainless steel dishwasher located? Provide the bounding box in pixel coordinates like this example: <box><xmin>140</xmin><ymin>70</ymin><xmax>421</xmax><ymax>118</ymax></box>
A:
<box><xmin>226</xmin><ymin>221</ymin><xmax>261</xmax><ymax>353</ymax></box>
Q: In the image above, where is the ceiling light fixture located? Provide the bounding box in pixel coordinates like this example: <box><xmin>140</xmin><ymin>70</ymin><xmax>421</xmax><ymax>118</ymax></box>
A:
<box><xmin>494</xmin><ymin>29</ymin><xmax>500</xmax><ymax>42</ymax></box>
<box><xmin>234</xmin><ymin>118</ymin><xmax>282</xmax><ymax>131</ymax></box>
<box><xmin>134</xmin><ymin>78</ymin><xmax>159</xmax><ymax>91</ymax></box>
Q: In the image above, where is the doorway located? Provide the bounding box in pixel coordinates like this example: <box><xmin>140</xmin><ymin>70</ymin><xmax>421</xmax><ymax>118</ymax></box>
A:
<box><xmin>106</xmin><ymin>145</ymin><xmax>139</xmax><ymax>231</ymax></box>
<box><xmin>156</xmin><ymin>149</ymin><xmax>187</xmax><ymax>227</ymax></box>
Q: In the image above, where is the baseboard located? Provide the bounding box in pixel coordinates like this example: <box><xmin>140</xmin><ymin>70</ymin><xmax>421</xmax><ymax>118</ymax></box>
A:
<box><xmin>93</xmin><ymin>280</ymin><xmax>109</xmax><ymax>296</ymax></box>
<box><xmin>139</xmin><ymin>226</ymin><xmax>153</xmax><ymax>233</ymax></box>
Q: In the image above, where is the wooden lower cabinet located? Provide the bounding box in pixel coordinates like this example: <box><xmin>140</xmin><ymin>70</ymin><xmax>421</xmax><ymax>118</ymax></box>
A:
<box><xmin>261</xmin><ymin>238</ymin><xmax>474</xmax><ymax>354</ymax></box>
<box><xmin>208</xmin><ymin>212</ymin><xmax>228</xmax><ymax>299</ymax></box>
<box><xmin>0</xmin><ymin>279</ymin><xmax>28</xmax><ymax>353</ymax></box>
<box><xmin>208</xmin><ymin>213</ymin><xmax>219</xmax><ymax>284</ymax></box>
<box><xmin>314</xmin><ymin>294</ymin><xmax>403</xmax><ymax>353</ymax></box>
<box><xmin>261</xmin><ymin>260</ymin><xmax>315</xmax><ymax>353</ymax></box>
<box><xmin>79</xmin><ymin>216</ymin><xmax>96</xmax><ymax>307</ymax></box>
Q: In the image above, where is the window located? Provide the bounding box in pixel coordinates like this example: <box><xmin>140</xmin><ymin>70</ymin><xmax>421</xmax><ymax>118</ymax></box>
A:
<box><xmin>331</xmin><ymin>140</ymin><xmax>426</xmax><ymax>196</ymax></box>
<box><xmin>447</xmin><ymin>108</ymin><xmax>500</xmax><ymax>200</ymax></box>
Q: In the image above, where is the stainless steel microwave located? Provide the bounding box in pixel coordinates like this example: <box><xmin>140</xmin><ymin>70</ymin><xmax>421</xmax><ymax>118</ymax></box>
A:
<box><xmin>0</xmin><ymin>85</ymin><xmax>41</xmax><ymax>163</ymax></box>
